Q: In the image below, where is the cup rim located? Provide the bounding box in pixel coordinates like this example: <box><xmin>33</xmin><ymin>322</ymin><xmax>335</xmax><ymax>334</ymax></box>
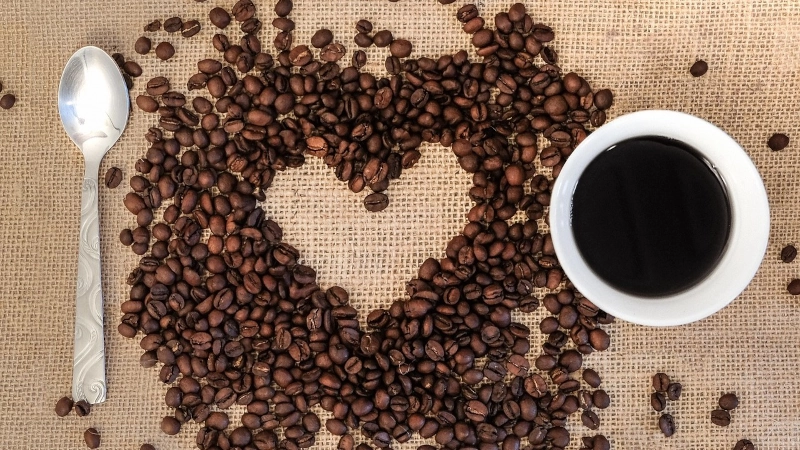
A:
<box><xmin>550</xmin><ymin>110</ymin><xmax>770</xmax><ymax>326</ymax></box>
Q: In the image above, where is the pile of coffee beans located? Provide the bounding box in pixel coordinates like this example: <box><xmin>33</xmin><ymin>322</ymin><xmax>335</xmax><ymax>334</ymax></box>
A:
<box><xmin>711</xmin><ymin>392</ymin><xmax>739</xmax><ymax>427</ymax></box>
<box><xmin>650</xmin><ymin>373</ymin><xmax>681</xmax><ymax>437</ymax></box>
<box><xmin>119</xmin><ymin>1</ymin><xmax>618</xmax><ymax>449</ymax></box>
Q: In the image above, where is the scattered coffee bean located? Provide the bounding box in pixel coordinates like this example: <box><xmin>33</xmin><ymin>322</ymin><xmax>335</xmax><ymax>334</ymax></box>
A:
<box><xmin>355</xmin><ymin>19</ymin><xmax>373</xmax><ymax>33</ymax></box>
<box><xmin>782</xmin><ymin>244</ymin><xmax>797</xmax><ymax>263</ymax></box>
<box><xmin>389</xmin><ymin>39</ymin><xmax>412</xmax><ymax>58</ymax></box>
<box><xmin>768</xmin><ymin>133</ymin><xmax>790</xmax><ymax>151</ymax></box>
<box><xmin>788</xmin><ymin>278</ymin><xmax>800</xmax><ymax>295</ymax></box>
<box><xmin>583</xmin><ymin>369</ymin><xmax>602</xmax><ymax>388</ymax></box>
<box><xmin>84</xmin><ymin>428</ymin><xmax>100</xmax><ymax>449</ymax></box>
<box><xmin>718</xmin><ymin>392</ymin><xmax>739</xmax><ymax>410</ymax></box>
<box><xmin>364</xmin><ymin>193</ymin><xmax>389</xmax><ymax>212</ymax></box>
<box><xmin>311</xmin><ymin>29</ymin><xmax>334</xmax><ymax>48</ymax></box>
<box><xmin>373</xmin><ymin>30</ymin><xmax>393</xmax><ymax>47</ymax></box>
<box><xmin>274</xmin><ymin>0</ymin><xmax>293</xmax><ymax>16</ymax></box>
<box><xmin>164</xmin><ymin>17</ymin><xmax>183</xmax><ymax>33</ymax></box>
<box><xmin>55</xmin><ymin>396</ymin><xmax>73</xmax><ymax>417</ymax></box>
<box><xmin>181</xmin><ymin>20</ymin><xmax>201</xmax><ymax>38</ymax></box>
<box><xmin>711</xmin><ymin>409</ymin><xmax>731</xmax><ymax>426</ymax></box>
<box><xmin>734</xmin><ymin>439</ymin><xmax>755</xmax><ymax>450</ymax></box>
<box><xmin>666</xmin><ymin>382</ymin><xmax>682</xmax><ymax>401</ymax></box>
<box><xmin>209</xmin><ymin>7</ymin><xmax>231</xmax><ymax>28</ymax></box>
<box><xmin>155</xmin><ymin>42</ymin><xmax>175</xmax><ymax>60</ymax></box>
<box><xmin>690</xmin><ymin>59</ymin><xmax>708</xmax><ymax>77</ymax></box>
<box><xmin>652</xmin><ymin>373</ymin><xmax>670</xmax><ymax>392</ymax></box>
<box><xmin>135</xmin><ymin>36</ymin><xmax>152</xmax><ymax>55</ymax></box>
<box><xmin>74</xmin><ymin>400</ymin><xmax>91</xmax><ymax>417</ymax></box>
<box><xmin>123</xmin><ymin>61</ymin><xmax>143</xmax><ymax>78</ymax></box>
<box><xmin>140</xmin><ymin>445</ymin><xmax>155</xmax><ymax>450</ymax></box>
<box><xmin>354</xmin><ymin>32</ymin><xmax>373</xmax><ymax>48</ymax></box>
<box><xmin>581</xmin><ymin>410</ymin><xmax>600</xmax><ymax>430</ymax></box>
<box><xmin>650</xmin><ymin>392</ymin><xmax>666</xmax><ymax>412</ymax></box>
<box><xmin>658</xmin><ymin>414</ymin><xmax>675</xmax><ymax>437</ymax></box>
<box><xmin>144</xmin><ymin>20</ymin><xmax>161</xmax><ymax>32</ymax></box>
<box><xmin>161</xmin><ymin>416</ymin><xmax>181</xmax><ymax>435</ymax></box>
<box><xmin>0</xmin><ymin>94</ymin><xmax>16</xmax><ymax>109</ymax></box>
<box><xmin>104</xmin><ymin>167</ymin><xmax>123</xmax><ymax>188</ymax></box>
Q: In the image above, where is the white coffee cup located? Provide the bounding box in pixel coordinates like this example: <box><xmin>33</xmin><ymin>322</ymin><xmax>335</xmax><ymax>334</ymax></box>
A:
<box><xmin>550</xmin><ymin>110</ymin><xmax>770</xmax><ymax>326</ymax></box>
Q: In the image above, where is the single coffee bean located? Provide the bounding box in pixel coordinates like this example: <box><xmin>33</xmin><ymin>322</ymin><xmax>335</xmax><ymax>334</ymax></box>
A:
<box><xmin>135</xmin><ymin>36</ymin><xmax>152</xmax><ymax>54</ymax></box>
<box><xmin>274</xmin><ymin>0</ymin><xmax>293</xmax><ymax>16</ymax></box>
<box><xmin>593</xmin><ymin>89</ymin><xmax>613</xmax><ymax>110</ymax></box>
<box><xmin>781</xmin><ymin>244</ymin><xmax>797</xmax><ymax>262</ymax></box>
<box><xmin>182</xmin><ymin>20</ymin><xmax>201</xmax><ymax>38</ymax></box>
<box><xmin>140</xmin><ymin>445</ymin><xmax>156</xmax><ymax>450</ymax></box>
<box><xmin>144</xmin><ymin>20</ymin><xmax>161</xmax><ymax>32</ymax></box>
<box><xmin>787</xmin><ymin>279</ymin><xmax>800</xmax><ymax>295</ymax></box>
<box><xmin>710</xmin><ymin>409</ymin><xmax>731</xmax><ymax>426</ymax></box>
<box><xmin>581</xmin><ymin>410</ymin><xmax>600</xmax><ymax>430</ymax></box>
<box><xmin>592</xmin><ymin>390</ymin><xmax>610</xmax><ymax>409</ymax></box>
<box><xmin>390</xmin><ymin>39</ymin><xmax>412</xmax><ymax>58</ymax></box>
<box><xmin>84</xmin><ymin>428</ymin><xmax>101</xmax><ymax>449</ymax></box>
<box><xmin>161</xmin><ymin>415</ymin><xmax>181</xmax><ymax>434</ymax></box>
<box><xmin>652</xmin><ymin>372</ymin><xmax>670</xmax><ymax>392</ymax></box>
<box><xmin>209</xmin><ymin>8</ymin><xmax>231</xmax><ymax>28</ymax></box>
<box><xmin>155</xmin><ymin>42</ymin><xmax>175</xmax><ymax>60</ymax></box>
<box><xmin>0</xmin><ymin>94</ymin><xmax>16</xmax><ymax>109</ymax></box>
<box><xmin>311</xmin><ymin>29</ymin><xmax>334</xmax><ymax>48</ymax></box>
<box><xmin>55</xmin><ymin>396</ymin><xmax>73</xmax><ymax>417</ymax></box>
<box><xmin>74</xmin><ymin>400</ymin><xmax>91</xmax><ymax>417</ymax></box>
<box><xmin>464</xmin><ymin>400</ymin><xmax>489</xmax><ymax>422</ymax></box>
<box><xmin>650</xmin><ymin>392</ymin><xmax>666</xmax><ymax>412</ymax></box>
<box><xmin>734</xmin><ymin>439</ymin><xmax>755</xmax><ymax>450</ymax></box>
<box><xmin>373</xmin><ymin>30</ymin><xmax>393</xmax><ymax>47</ymax></box>
<box><xmin>659</xmin><ymin>413</ymin><xmax>675</xmax><ymax>437</ymax></box>
<box><xmin>105</xmin><ymin>167</ymin><xmax>123</xmax><ymax>188</ymax></box>
<box><xmin>718</xmin><ymin>393</ymin><xmax>739</xmax><ymax>410</ymax></box>
<box><xmin>364</xmin><ymin>193</ymin><xmax>389</xmax><ymax>212</ymax></box>
<box><xmin>354</xmin><ymin>32</ymin><xmax>373</xmax><ymax>48</ymax></box>
<box><xmin>123</xmin><ymin>61</ymin><xmax>143</xmax><ymax>77</ymax></box>
<box><xmin>690</xmin><ymin>59</ymin><xmax>708</xmax><ymax>77</ymax></box>
<box><xmin>666</xmin><ymin>382</ymin><xmax>682</xmax><ymax>401</ymax></box>
<box><xmin>164</xmin><ymin>17</ymin><xmax>182</xmax><ymax>33</ymax></box>
<box><xmin>768</xmin><ymin>133</ymin><xmax>790</xmax><ymax>151</ymax></box>
<box><xmin>583</xmin><ymin>369</ymin><xmax>602</xmax><ymax>388</ymax></box>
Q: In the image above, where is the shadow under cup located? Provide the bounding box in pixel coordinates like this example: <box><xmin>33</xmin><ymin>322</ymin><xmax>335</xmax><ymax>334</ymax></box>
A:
<box><xmin>549</xmin><ymin>110</ymin><xmax>770</xmax><ymax>327</ymax></box>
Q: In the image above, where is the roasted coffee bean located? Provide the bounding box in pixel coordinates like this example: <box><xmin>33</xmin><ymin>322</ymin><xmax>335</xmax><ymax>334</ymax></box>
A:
<box><xmin>84</xmin><ymin>428</ymin><xmax>101</xmax><ymax>449</ymax></box>
<box><xmin>787</xmin><ymin>279</ymin><xmax>800</xmax><ymax>295</ymax></box>
<box><xmin>164</xmin><ymin>17</ymin><xmax>183</xmax><ymax>33</ymax></box>
<box><xmin>155</xmin><ymin>42</ymin><xmax>175</xmax><ymax>60</ymax></box>
<box><xmin>74</xmin><ymin>400</ymin><xmax>91</xmax><ymax>417</ymax></box>
<box><xmin>55</xmin><ymin>396</ymin><xmax>73</xmax><ymax>417</ymax></box>
<box><xmin>105</xmin><ymin>167</ymin><xmax>123</xmax><ymax>188</ymax></box>
<box><xmin>135</xmin><ymin>36</ymin><xmax>152</xmax><ymax>54</ymax></box>
<box><xmin>581</xmin><ymin>410</ymin><xmax>600</xmax><ymax>430</ymax></box>
<box><xmin>769</xmin><ymin>133</ymin><xmax>790</xmax><ymax>151</ymax></box>
<box><xmin>711</xmin><ymin>409</ymin><xmax>731</xmax><ymax>426</ymax></box>
<box><xmin>182</xmin><ymin>20</ymin><xmax>201</xmax><ymax>38</ymax></box>
<box><xmin>209</xmin><ymin>7</ymin><xmax>231</xmax><ymax>28</ymax></box>
<box><xmin>144</xmin><ymin>20</ymin><xmax>161</xmax><ymax>32</ymax></box>
<box><xmin>650</xmin><ymin>392</ymin><xmax>666</xmax><ymax>412</ymax></box>
<box><xmin>659</xmin><ymin>414</ymin><xmax>675</xmax><ymax>437</ymax></box>
<box><xmin>734</xmin><ymin>439</ymin><xmax>755</xmax><ymax>450</ymax></box>
<box><xmin>690</xmin><ymin>59</ymin><xmax>708</xmax><ymax>77</ymax></box>
<box><xmin>583</xmin><ymin>369</ymin><xmax>602</xmax><ymax>388</ymax></box>
<box><xmin>161</xmin><ymin>415</ymin><xmax>181</xmax><ymax>435</ymax></box>
<box><xmin>666</xmin><ymin>383</ymin><xmax>682</xmax><ymax>401</ymax></box>
<box><xmin>652</xmin><ymin>372</ymin><xmax>670</xmax><ymax>392</ymax></box>
<box><xmin>311</xmin><ymin>29</ymin><xmax>334</xmax><ymax>48</ymax></box>
<box><xmin>0</xmin><ymin>94</ymin><xmax>16</xmax><ymax>109</ymax></box>
<box><xmin>364</xmin><ymin>193</ymin><xmax>389</xmax><ymax>212</ymax></box>
<box><xmin>781</xmin><ymin>244</ymin><xmax>797</xmax><ymax>263</ymax></box>
<box><xmin>719</xmin><ymin>393</ymin><xmax>739</xmax><ymax>410</ymax></box>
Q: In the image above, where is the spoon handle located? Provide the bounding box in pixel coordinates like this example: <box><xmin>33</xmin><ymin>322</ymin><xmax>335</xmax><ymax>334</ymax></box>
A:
<box><xmin>73</xmin><ymin>169</ymin><xmax>107</xmax><ymax>404</ymax></box>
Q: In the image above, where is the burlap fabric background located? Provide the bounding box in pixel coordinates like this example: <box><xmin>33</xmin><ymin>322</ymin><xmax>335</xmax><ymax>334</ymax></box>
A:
<box><xmin>1</xmin><ymin>0</ymin><xmax>799</xmax><ymax>448</ymax></box>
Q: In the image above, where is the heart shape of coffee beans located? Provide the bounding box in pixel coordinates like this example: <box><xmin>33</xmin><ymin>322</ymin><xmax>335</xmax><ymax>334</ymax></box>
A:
<box><xmin>118</xmin><ymin>1</ymin><xmax>615</xmax><ymax>449</ymax></box>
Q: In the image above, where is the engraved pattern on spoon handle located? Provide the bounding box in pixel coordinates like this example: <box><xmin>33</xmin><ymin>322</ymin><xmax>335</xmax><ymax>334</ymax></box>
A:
<box><xmin>73</xmin><ymin>175</ymin><xmax>107</xmax><ymax>404</ymax></box>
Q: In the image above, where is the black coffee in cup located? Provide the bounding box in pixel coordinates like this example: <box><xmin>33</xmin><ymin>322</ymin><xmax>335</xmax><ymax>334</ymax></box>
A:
<box><xmin>570</xmin><ymin>136</ymin><xmax>730</xmax><ymax>297</ymax></box>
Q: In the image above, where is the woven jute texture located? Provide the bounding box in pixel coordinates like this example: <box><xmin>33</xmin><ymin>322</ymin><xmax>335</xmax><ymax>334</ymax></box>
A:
<box><xmin>1</xmin><ymin>0</ymin><xmax>799</xmax><ymax>449</ymax></box>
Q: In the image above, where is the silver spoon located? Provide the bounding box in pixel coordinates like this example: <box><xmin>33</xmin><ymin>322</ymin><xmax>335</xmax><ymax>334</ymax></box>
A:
<box><xmin>58</xmin><ymin>46</ymin><xmax>130</xmax><ymax>404</ymax></box>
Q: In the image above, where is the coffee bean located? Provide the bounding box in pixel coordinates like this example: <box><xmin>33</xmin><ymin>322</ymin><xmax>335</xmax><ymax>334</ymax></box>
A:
<box><xmin>781</xmin><ymin>244</ymin><xmax>797</xmax><ymax>263</ymax></box>
<box><xmin>734</xmin><ymin>439</ymin><xmax>755</xmax><ymax>450</ymax></box>
<box><xmin>666</xmin><ymin>383</ymin><xmax>682</xmax><ymax>401</ymax></box>
<box><xmin>690</xmin><ymin>60</ymin><xmax>708</xmax><ymax>77</ymax></box>
<box><xmin>55</xmin><ymin>396</ymin><xmax>73</xmax><ymax>417</ymax></box>
<box><xmin>592</xmin><ymin>390</ymin><xmax>610</xmax><ymax>409</ymax></box>
<box><xmin>768</xmin><ymin>133</ymin><xmax>790</xmax><ymax>151</ymax></box>
<box><xmin>182</xmin><ymin>20</ymin><xmax>201</xmax><ymax>38</ymax></box>
<box><xmin>787</xmin><ymin>279</ymin><xmax>800</xmax><ymax>295</ymax></box>
<box><xmin>594</xmin><ymin>89</ymin><xmax>613</xmax><ymax>110</ymax></box>
<box><xmin>583</xmin><ymin>369</ymin><xmax>602</xmax><ymax>388</ymax></box>
<box><xmin>355</xmin><ymin>20</ymin><xmax>373</xmax><ymax>33</ymax></box>
<box><xmin>711</xmin><ymin>409</ymin><xmax>731</xmax><ymax>426</ymax></box>
<box><xmin>373</xmin><ymin>30</ymin><xmax>393</xmax><ymax>47</ymax></box>
<box><xmin>161</xmin><ymin>415</ymin><xmax>181</xmax><ymax>435</ymax></box>
<box><xmin>140</xmin><ymin>445</ymin><xmax>155</xmax><ymax>450</ymax></box>
<box><xmin>354</xmin><ymin>33</ymin><xmax>373</xmax><ymax>48</ymax></box>
<box><xmin>464</xmin><ymin>400</ymin><xmax>488</xmax><ymax>422</ymax></box>
<box><xmin>650</xmin><ymin>392</ymin><xmax>666</xmax><ymax>412</ymax></box>
<box><xmin>135</xmin><ymin>36</ymin><xmax>151</xmax><ymax>54</ymax></box>
<box><xmin>652</xmin><ymin>372</ymin><xmax>670</xmax><ymax>392</ymax></box>
<box><xmin>718</xmin><ymin>392</ymin><xmax>739</xmax><ymax>410</ymax></box>
<box><xmin>389</xmin><ymin>39</ymin><xmax>412</xmax><ymax>58</ymax></box>
<box><xmin>74</xmin><ymin>400</ymin><xmax>91</xmax><ymax>417</ymax></box>
<box><xmin>144</xmin><ymin>20</ymin><xmax>161</xmax><ymax>32</ymax></box>
<box><xmin>274</xmin><ymin>0</ymin><xmax>293</xmax><ymax>16</ymax></box>
<box><xmin>155</xmin><ymin>42</ymin><xmax>175</xmax><ymax>60</ymax></box>
<box><xmin>0</xmin><ymin>94</ymin><xmax>16</xmax><ymax>109</ymax></box>
<box><xmin>84</xmin><ymin>428</ymin><xmax>100</xmax><ymax>449</ymax></box>
<box><xmin>311</xmin><ymin>29</ymin><xmax>333</xmax><ymax>48</ymax></box>
<box><xmin>658</xmin><ymin>413</ymin><xmax>675</xmax><ymax>437</ymax></box>
<box><xmin>364</xmin><ymin>193</ymin><xmax>389</xmax><ymax>212</ymax></box>
<box><xmin>105</xmin><ymin>167</ymin><xmax>123</xmax><ymax>188</ymax></box>
<box><xmin>164</xmin><ymin>17</ymin><xmax>182</xmax><ymax>33</ymax></box>
<box><xmin>123</xmin><ymin>61</ymin><xmax>143</xmax><ymax>77</ymax></box>
<box><xmin>581</xmin><ymin>410</ymin><xmax>600</xmax><ymax>430</ymax></box>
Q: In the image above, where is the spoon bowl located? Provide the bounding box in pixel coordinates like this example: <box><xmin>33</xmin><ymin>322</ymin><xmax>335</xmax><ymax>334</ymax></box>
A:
<box><xmin>58</xmin><ymin>46</ymin><xmax>129</xmax><ymax>404</ymax></box>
